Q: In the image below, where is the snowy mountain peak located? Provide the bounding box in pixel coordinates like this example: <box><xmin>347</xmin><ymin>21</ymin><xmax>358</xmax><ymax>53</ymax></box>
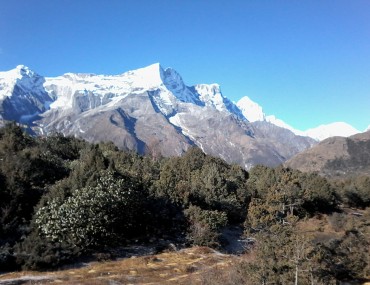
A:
<box><xmin>15</xmin><ymin>65</ymin><xmax>36</xmax><ymax>78</ymax></box>
<box><xmin>236</xmin><ymin>95</ymin><xmax>304</xmax><ymax>134</ymax></box>
<box><xmin>304</xmin><ymin>122</ymin><xmax>360</xmax><ymax>141</ymax></box>
<box><xmin>160</xmin><ymin>66</ymin><xmax>198</xmax><ymax>103</ymax></box>
<box><xmin>0</xmin><ymin>66</ymin><xmax>52</xmax><ymax>123</ymax></box>
<box><xmin>236</xmin><ymin>96</ymin><xmax>266</xmax><ymax>122</ymax></box>
<box><xmin>0</xmin><ymin>65</ymin><xmax>37</xmax><ymax>81</ymax></box>
<box><xmin>120</xmin><ymin>62</ymin><xmax>164</xmax><ymax>89</ymax></box>
<box><xmin>236</xmin><ymin>96</ymin><xmax>306</xmax><ymax>136</ymax></box>
<box><xmin>0</xmin><ymin>65</ymin><xmax>44</xmax><ymax>100</ymax></box>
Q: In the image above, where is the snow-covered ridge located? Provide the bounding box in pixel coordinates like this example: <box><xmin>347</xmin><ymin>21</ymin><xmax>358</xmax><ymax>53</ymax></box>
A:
<box><xmin>45</xmin><ymin>63</ymin><xmax>167</xmax><ymax>109</ymax></box>
<box><xmin>43</xmin><ymin>63</ymin><xmax>248</xmax><ymax>119</ymax></box>
<box><xmin>266</xmin><ymin>115</ymin><xmax>305</xmax><ymax>136</ymax></box>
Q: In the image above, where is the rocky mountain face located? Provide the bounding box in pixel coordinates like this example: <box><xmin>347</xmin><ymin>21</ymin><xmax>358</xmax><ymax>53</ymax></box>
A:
<box><xmin>286</xmin><ymin>131</ymin><xmax>370</xmax><ymax>177</ymax></box>
<box><xmin>0</xmin><ymin>63</ymin><xmax>316</xmax><ymax>168</ymax></box>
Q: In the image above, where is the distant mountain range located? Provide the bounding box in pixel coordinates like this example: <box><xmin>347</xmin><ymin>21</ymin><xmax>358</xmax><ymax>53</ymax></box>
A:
<box><xmin>0</xmin><ymin>64</ymin><xmax>367</xmax><ymax>169</ymax></box>
<box><xmin>236</xmin><ymin>95</ymin><xmax>362</xmax><ymax>141</ymax></box>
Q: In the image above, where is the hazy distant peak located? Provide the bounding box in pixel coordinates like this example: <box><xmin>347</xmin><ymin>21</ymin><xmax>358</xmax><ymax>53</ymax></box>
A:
<box><xmin>304</xmin><ymin>122</ymin><xmax>360</xmax><ymax>141</ymax></box>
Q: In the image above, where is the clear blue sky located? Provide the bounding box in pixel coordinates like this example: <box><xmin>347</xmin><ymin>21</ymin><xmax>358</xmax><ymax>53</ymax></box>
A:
<box><xmin>1</xmin><ymin>1</ymin><xmax>369</xmax><ymax>131</ymax></box>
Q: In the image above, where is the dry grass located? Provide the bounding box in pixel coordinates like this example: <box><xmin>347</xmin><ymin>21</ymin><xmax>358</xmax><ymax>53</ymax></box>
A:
<box><xmin>0</xmin><ymin>247</ymin><xmax>239</xmax><ymax>285</ymax></box>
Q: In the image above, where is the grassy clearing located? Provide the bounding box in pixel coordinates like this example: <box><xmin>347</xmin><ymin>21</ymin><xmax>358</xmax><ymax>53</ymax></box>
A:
<box><xmin>0</xmin><ymin>247</ymin><xmax>239</xmax><ymax>285</ymax></box>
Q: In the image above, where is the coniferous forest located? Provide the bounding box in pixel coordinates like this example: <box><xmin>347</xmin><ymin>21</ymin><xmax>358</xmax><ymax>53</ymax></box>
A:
<box><xmin>0</xmin><ymin>123</ymin><xmax>369</xmax><ymax>284</ymax></box>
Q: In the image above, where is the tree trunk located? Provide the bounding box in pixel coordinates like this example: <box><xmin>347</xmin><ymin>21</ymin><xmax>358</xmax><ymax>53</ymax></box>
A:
<box><xmin>295</xmin><ymin>265</ymin><xmax>299</xmax><ymax>285</ymax></box>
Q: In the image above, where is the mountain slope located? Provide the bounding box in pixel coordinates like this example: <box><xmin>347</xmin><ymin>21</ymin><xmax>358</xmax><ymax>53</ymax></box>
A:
<box><xmin>0</xmin><ymin>64</ymin><xmax>316</xmax><ymax>168</ymax></box>
<box><xmin>286</xmin><ymin>131</ymin><xmax>370</xmax><ymax>177</ymax></box>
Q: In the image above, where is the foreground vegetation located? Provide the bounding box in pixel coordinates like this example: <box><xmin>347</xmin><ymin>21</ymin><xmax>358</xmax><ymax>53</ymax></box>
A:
<box><xmin>0</xmin><ymin>123</ymin><xmax>369</xmax><ymax>284</ymax></box>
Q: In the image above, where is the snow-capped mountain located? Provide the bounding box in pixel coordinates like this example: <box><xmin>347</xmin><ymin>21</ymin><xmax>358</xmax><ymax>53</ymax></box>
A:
<box><xmin>237</xmin><ymin>96</ymin><xmax>306</xmax><ymax>136</ymax></box>
<box><xmin>304</xmin><ymin>122</ymin><xmax>360</xmax><ymax>141</ymax></box>
<box><xmin>0</xmin><ymin>65</ymin><xmax>54</xmax><ymax>123</ymax></box>
<box><xmin>0</xmin><ymin>63</ymin><xmax>317</xmax><ymax>168</ymax></box>
<box><xmin>236</xmin><ymin>96</ymin><xmax>265</xmax><ymax>122</ymax></box>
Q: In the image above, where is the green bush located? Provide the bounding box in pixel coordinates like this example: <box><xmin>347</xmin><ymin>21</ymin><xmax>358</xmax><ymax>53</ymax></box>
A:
<box><xmin>152</xmin><ymin>148</ymin><xmax>249</xmax><ymax>222</ymax></box>
<box><xmin>35</xmin><ymin>171</ymin><xmax>144</xmax><ymax>250</ymax></box>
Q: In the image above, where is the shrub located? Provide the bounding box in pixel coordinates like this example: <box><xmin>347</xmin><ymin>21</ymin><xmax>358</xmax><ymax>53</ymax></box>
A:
<box><xmin>327</xmin><ymin>212</ymin><xmax>347</xmax><ymax>232</ymax></box>
<box><xmin>15</xmin><ymin>232</ymin><xmax>80</xmax><ymax>270</ymax></box>
<box><xmin>35</xmin><ymin>171</ymin><xmax>144</xmax><ymax>250</ymax></box>
<box><xmin>185</xmin><ymin>205</ymin><xmax>227</xmax><ymax>247</ymax></box>
<box><xmin>343</xmin><ymin>176</ymin><xmax>370</xmax><ymax>208</ymax></box>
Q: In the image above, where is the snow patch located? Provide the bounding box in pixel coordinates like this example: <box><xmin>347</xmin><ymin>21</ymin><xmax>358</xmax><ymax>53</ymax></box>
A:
<box><xmin>169</xmin><ymin>113</ymin><xmax>194</xmax><ymax>138</ymax></box>
<box><xmin>169</xmin><ymin>113</ymin><xmax>204</xmax><ymax>151</ymax></box>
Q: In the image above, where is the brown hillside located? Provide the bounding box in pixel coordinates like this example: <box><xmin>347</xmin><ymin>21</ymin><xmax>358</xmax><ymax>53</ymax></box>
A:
<box><xmin>285</xmin><ymin>131</ymin><xmax>370</xmax><ymax>177</ymax></box>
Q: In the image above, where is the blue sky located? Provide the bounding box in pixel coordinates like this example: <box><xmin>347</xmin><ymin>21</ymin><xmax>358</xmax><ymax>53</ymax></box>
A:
<box><xmin>1</xmin><ymin>1</ymin><xmax>369</xmax><ymax>131</ymax></box>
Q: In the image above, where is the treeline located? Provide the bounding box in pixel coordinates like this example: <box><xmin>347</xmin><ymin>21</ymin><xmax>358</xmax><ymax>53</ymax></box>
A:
<box><xmin>0</xmin><ymin>123</ymin><xmax>369</xmax><ymax>283</ymax></box>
